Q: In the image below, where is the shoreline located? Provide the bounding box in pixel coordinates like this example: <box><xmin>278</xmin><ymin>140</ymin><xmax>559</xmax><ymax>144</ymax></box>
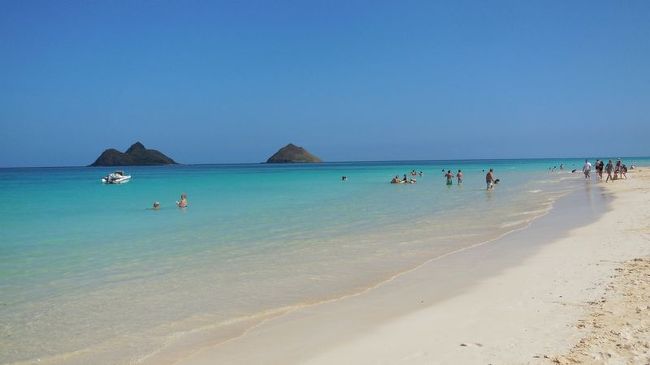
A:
<box><xmin>134</xmin><ymin>188</ymin><xmax>573</xmax><ymax>365</ymax></box>
<box><xmin>0</xmin><ymin>166</ymin><xmax>589</xmax><ymax>365</ymax></box>
<box><xmin>173</xmin><ymin>169</ymin><xmax>650</xmax><ymax>364</ymax></box>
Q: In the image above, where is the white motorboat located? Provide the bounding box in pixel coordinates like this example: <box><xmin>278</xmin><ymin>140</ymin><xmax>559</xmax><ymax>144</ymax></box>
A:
<box><xmin>101</xmin><ymin>171</ymin><xmax>131</xmax><ymax>184</ymax></box>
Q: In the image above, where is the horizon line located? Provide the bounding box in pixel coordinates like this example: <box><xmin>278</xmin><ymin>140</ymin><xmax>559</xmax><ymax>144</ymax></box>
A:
<box><xmin>1</xmin><ymin>155</ymin><xmax>648</xmax><ymax>169</ymax></box>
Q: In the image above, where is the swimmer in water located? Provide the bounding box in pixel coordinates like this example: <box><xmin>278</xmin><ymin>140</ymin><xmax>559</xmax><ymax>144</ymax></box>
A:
<box><xmin>176</xmin><ymin>193</ymin><xmax>188</xmax><ymax>208</ymax></box>
<box><xmin>456</xmin><ymin>169</ymin><xmax>463</xmax><ymax>184</ymax></box>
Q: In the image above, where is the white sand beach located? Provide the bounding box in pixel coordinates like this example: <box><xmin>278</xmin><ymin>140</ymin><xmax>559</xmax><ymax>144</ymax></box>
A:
<box><xmin>175</xmin><ymin>169</ymin><xmax>650</xmax><ymax>365</ymax></box>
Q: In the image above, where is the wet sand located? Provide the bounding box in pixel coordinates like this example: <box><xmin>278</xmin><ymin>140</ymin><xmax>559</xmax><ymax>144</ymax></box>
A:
<box><xmin>174</xmin><ymin>168</ymin><xmax>650</xmax><ymax>365</ymax></box>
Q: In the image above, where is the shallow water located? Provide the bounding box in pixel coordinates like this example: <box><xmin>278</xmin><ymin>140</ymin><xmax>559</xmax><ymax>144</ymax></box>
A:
<box><xmin>0</xmin><ymin>158</ymin><xmax>645</xmax><ymax>364</ymax></box>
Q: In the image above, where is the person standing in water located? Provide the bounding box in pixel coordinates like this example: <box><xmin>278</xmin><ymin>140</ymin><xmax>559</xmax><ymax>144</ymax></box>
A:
<box><xmin>594</xmin><ymin>160</ymin><xmax>603</xmax><ymax>180</ymax></box>
<box><xmin>605</xmin><ymin>160</ymin><xmax>614</xmax><ymax>182</ymax></box>
<box><xmin>444</xmin><ymin>170</ymin><xmax>454</xmax><ymax>185</ymax></box>
<box><xmin>614</xmin><ymin>159</ymin><xmax>622</xmax><ymax>179</ymax></box>
<box><xmin>177</xmin><ymin>193</ymin><xmax>188</xmax><ymax>208</ymax></box>
<box><xmin>485</xmin><ymin>169</ymin><xmax>496</xmax><ymax>190</ymax></box>
<box><xmin>582</xmin><ymin>159</ymin><xmax>592</xmax><ymax>179</ymax></box>
<box><xmin>456</xmin><ymin>169</ymin><xmax>463</xmax><ymax>184</ymax></box>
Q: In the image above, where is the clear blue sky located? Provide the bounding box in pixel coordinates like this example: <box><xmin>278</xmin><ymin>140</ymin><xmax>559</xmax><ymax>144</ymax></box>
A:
<box><xmin>1</xmin><ymin>0</ymin><xmax>649</xmax><ymax>167</ymax></box>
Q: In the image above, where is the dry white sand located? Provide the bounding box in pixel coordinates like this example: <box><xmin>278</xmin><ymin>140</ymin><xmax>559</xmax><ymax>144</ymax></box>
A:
<box><xmin>175</xmin><ymin>169</ymin><xmax>650</xmax><ymax>365</ymax></box>
<box><xmin>554</xmin><ymin>257</ymin><xmax>650</xmax><ymax>364</ymax></box>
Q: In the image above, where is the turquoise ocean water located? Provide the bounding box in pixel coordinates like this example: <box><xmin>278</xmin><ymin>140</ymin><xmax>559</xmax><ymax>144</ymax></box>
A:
<box><xmin>0</xmin><ymin>158</ymin><xmax>646</xmax><ymax>364</ymax></box>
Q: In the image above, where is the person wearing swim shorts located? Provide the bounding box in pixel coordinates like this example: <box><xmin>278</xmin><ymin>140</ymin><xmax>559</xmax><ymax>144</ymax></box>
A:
<box><xmin>444</xmin><ymin>170</ymin><xmax>454</xmax><ymax>185</ymax></box>
<box><xmin>486</xmin><ymin>169</ymin><xmax>496</xmax><ymax>190</ymax></box>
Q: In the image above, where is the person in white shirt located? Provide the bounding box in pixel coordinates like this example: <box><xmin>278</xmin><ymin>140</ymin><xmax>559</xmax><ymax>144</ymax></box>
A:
<box><xmin>582</xmin><ymin>159</ymin><xmax>592</xmax><ymax>179</ymax></box>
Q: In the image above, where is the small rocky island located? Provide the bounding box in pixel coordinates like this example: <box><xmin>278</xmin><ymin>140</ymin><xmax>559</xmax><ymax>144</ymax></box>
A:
<box><xmin>90</xmin><ymin>142</ymin><xmax>177</xmax><ymax>166</ymax></box>
<box><xmin>266</xmin><ymin>143</ymin><xmax>322</xmax><ymax>163</ymax></box>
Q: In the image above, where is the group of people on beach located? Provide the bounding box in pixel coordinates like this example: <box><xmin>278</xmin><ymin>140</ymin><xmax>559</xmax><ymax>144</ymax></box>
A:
<box><xmin>149</xmin><ymin>193</ymin><xmax>188</xmax><ymax>210</ymax></box>
<box><xmin>149</xmin><ymin>159</ymin><xmax>634</xmax><ymax>212</ymax></box>
<box><xmin>389</xmin><ymin>168</ymin><xmax>498</xmax><ymax>190</ymax></box>
<box><xmin>582</xmin><ymin>158</ymin><xmax>630</xmax><ymax>182</ymax></box>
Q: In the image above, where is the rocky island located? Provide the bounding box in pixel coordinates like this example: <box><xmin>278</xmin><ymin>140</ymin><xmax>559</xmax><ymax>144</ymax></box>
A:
<box><xmin>89</xmin><ymin>142</ymin><xmax>177</xmax><ymax>166</ymax></box>
<box><xmin>266</xmin><ymin>143</ymin><xmax>322</xmax><ymax>163</ymax></box>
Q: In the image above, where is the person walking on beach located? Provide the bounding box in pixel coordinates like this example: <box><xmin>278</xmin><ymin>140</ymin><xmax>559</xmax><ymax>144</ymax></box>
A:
<box><xmin>486</xmin><ymin>169</ymin><xmax>496</xmax><ymax>190</ymax></box>
<box><xmin>582</xmin><ymin>159</ymin><xmax>592</xmax><ymax>179</ymax></box>
<box><xmin>597</xmin><ymin>160</ymin><xmax>605</xmax><ymax>180</ymax></box>
<box><xmin>456</xmin><ymin>169</ymin><xmax>463</xmax><ymax>184</ymax></box>
<box><xmin>605</xmin><ymin>160</ymin><xmax>614</xmax><ymax>182</ymax></box>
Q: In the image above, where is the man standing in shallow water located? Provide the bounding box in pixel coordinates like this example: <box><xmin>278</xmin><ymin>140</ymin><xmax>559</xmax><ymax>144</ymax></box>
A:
<box><xmin>486</xmin><ymin>169</ymin><xmax>496</xmax><ymax>190</ymax></box>
<box><xmin>582</xmin><ymin>159</ymin><xmax>592</xmax><ymax>179</ymax></box>
<box><xmin>445</xmin><ymin>170</ymin><xmax>454</xmax><ymax>185</ymax></box>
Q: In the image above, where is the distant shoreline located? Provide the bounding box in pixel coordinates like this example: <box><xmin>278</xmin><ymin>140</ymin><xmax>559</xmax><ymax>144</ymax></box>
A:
<box><xmin>1</xmin><ymin>155</ymin><xmax>649</xmax><ymax>169</ymax></box>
